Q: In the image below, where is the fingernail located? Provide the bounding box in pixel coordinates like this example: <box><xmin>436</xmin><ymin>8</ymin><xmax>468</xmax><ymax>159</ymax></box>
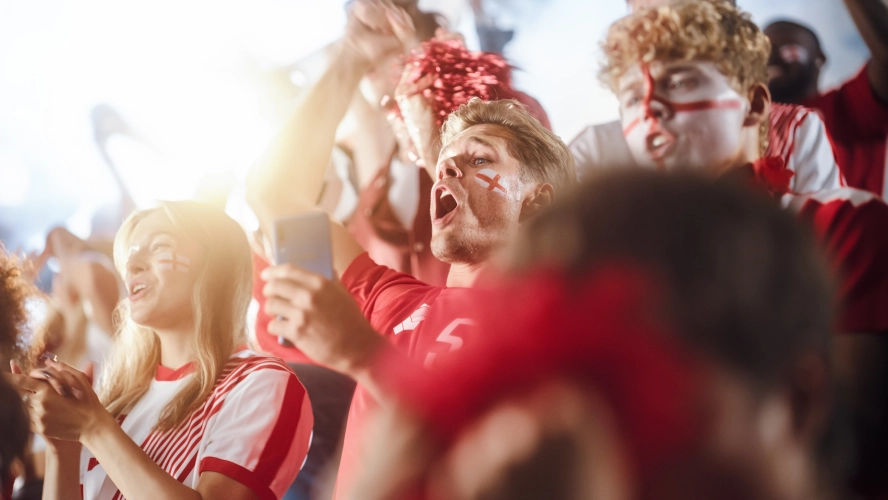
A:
<box><xmin>41</xmin><ymin>369</ymin><xmax>53</xmax><ymax>379</ymax></box>
<box><xmin>40</xmin><ymin>352</ymin><xmax>59</xmax><ymax>363</ymax></box>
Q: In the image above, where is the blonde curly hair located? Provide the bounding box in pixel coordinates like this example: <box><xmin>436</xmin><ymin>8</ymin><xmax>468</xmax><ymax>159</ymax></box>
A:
<box><xmin>600</xmin><ymin>1</ymin><xmax>770</xmax><ymax>94</ymax></box>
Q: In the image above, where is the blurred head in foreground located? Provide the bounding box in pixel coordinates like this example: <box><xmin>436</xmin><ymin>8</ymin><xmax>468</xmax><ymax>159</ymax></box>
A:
<box><xmin>355</xmin><ymin>170</ymin><xmax>840</xmax><ymax>500</ymax></box>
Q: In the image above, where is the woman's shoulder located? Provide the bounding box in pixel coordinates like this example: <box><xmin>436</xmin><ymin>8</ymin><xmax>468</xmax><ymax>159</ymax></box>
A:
<box><xmin>223</xmin><ymin>348</ymin><xmax>295</xmax><ymax>377</ymax></box>
<box><xmin>211</xmin><ymin>349</ymin><xmax>301</xmax><ymax>398</ymax></box>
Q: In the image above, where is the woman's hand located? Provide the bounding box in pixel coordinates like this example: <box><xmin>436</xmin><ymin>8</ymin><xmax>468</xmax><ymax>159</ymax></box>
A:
<box><xmin>10</xmin><ymin>359</ymin><xmax>112</xmax><ymax>445</ymax></box>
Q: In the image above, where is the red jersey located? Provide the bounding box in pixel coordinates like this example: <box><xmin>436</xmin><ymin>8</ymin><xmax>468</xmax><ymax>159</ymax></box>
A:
<box><xmin>805</xmin><ymin>65</ymin><xmax>888</xmax><ymax>197</ymax></box>
<box><xmin>389</xmin><ymin>268</ymin><xmax>699</xmax><ymax>498</ymax></box>
<box><xmin>333</xmin><ymin>253</ymin><xmax>483</xmax><ymax>499</ymax></box>
<box><xmin>782</xmin><ymin>188</ymin><xmax>888</xmax><ymax>333</ymax></box>
<box><xmin>348</xmin><ymin>164</ymin><xmax>450</xmax><ymax>287</ymax></box>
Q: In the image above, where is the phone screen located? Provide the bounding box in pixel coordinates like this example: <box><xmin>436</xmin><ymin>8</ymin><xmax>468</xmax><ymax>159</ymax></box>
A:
<box><xmin>272</xmin><ymin>212</ymin><xmax>333</xmax><ymax>278</ymax></box>
<box><xmin>271</xmin><ymin>212</ymin><xmax>333</xmax><ymax>345</ymax></box>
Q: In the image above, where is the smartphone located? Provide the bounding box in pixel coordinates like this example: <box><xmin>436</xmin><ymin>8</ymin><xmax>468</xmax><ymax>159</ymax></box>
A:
<box><xmin>272</xmin><ymin>212</ymin><xmax>334</xmax><ymax>346</ymax></box>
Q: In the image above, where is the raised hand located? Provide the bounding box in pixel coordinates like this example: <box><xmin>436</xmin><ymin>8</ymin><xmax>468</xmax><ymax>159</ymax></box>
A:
<box><xmin>45</xmin><ymin>226</ymin><xmax>89</xmax><ymax>261</ymax></box>
<box><xmin>341</xmin><ymin>0</ymin><xmax>418</xmax><ymax>69</ymax></box>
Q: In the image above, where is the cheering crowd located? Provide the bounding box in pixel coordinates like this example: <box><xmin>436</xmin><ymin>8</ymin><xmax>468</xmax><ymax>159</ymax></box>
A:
<box><xmin>2</xmin><ymin>0</ymin><xmax>888</xmax><ymax>498</ymax></box>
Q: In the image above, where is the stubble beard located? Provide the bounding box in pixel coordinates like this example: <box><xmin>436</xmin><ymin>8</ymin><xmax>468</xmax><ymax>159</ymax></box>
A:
<box><xmin>768</xmin><ymin>63</ymin><xmax>817</xmax><ymax>103</ymax></box>
<box><xmin>430</xmin><ymin>228</ymin><xmax>495</xmax><ymax>265</ymax></box>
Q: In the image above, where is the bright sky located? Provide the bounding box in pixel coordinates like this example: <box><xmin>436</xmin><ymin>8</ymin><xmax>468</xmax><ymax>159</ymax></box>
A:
<box><xmin>0</xmin><ymin>0</ymin><xmax>869</xmax><ymax>252</ymax></box>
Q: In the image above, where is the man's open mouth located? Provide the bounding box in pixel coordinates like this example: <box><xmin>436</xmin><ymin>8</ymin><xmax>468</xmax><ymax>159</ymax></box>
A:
<box><xmin>645</xmin><ymin>128</ymin><xmax>676</xmax><ymax>161</ymax></box>
<box><xmin>434</xmin><ymin>185</ymin><xmax>459</xmax><ymax>222</ymax></box>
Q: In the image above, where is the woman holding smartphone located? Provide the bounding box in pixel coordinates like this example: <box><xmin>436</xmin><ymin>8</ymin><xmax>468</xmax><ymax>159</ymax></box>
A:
<box><xmin>10</xmin><ymin>201</ymin><xmax>312</xmax><ymax>500</ymax></box>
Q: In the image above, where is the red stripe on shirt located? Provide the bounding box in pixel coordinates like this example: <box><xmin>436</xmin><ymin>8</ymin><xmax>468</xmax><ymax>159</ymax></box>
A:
<box><xmin>253</xmin><ymin>374</ymin><xmax>307</xmax><ymax>485</ymax></box>
<box><xmin>161</xmin><ymin>359</ymin><xmax>290</xmax><ymax>476</ymax></box>
<box><xmin>138</xmin><ymin>357</ymin><xmax>294</xmax><ymax>482</ymax></box>
<box><xmin>784</xmin><ymin>109</ymin><xmax>810</xmax><ymax>163</ymax></box>
<box><xmin>200</xmin><ymin>457</ymin><xmax>277</xmax><ymax>500</ymax></box>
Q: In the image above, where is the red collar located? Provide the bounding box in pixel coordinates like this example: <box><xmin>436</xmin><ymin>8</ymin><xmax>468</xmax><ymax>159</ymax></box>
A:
<box><xmin>155</xmin><ymin>362</ymin><xmax>196</xmax><ymax>381</ymax></box>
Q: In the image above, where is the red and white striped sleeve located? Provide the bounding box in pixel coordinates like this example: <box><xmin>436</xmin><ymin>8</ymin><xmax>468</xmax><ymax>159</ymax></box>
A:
<box><xmin>768</xmin><ymin>104</ymin><xmax>846</xmax><ymax>194</ymax></box>
<box><xmin>196</xmin><ymin>358</ymin><xmax>313</xmax><ymax>500</ymax></box>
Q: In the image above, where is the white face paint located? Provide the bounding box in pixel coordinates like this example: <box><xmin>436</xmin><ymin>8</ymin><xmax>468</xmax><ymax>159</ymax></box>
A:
<box><xmin>617</xmin><ymin>61</ymin><xmax>751</xmax><ymax>172</ymax></box>
<box><xmin>474</xmin><ymin>168</ymin><xmax>511</xmax><ymax>197</ymax></box>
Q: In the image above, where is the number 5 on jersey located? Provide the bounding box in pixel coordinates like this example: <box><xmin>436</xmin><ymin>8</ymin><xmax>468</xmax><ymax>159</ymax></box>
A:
<box><xmin>424</xmin><ymin>318</ymin><xmax>476</xmax><ymax>368</ymax></box>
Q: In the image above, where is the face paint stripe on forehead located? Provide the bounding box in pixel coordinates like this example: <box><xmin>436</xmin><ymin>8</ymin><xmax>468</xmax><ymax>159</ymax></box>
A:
<box><xmin>157</xmin><ymin>251</ymin><xmax>191</xmax><ymax>273</ymax></box>
<box><xmin>642</xmin><ymin>64</ymin><xmax>657</xmax><ymax>121</ymax></box>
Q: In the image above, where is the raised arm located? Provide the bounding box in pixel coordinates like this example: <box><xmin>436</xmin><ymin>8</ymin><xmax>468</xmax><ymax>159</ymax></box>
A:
<box><xmin>844</xmin><ymin>0</ymin><xmax>888</xmax><ymax>103</ymax></box>
<box><xmin>245</xmin><ymin>0</ymin><xmax>417</xmax><ymax>239</ymax></box>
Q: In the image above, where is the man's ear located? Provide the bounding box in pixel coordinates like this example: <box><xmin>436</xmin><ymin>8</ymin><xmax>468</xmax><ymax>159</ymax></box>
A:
<box><xmin>520</xmin><ymin>183</ymin><xmax>555</xmax><ymax>223</ymax></box>
<box><xmin>744</xmin><ymin>83</ymin><xmax>771</xmax><ymax>128</ymax></box>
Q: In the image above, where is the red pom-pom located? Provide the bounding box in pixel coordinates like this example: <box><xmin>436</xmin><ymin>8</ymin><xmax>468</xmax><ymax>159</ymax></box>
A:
<box><xmin>400</xmin><ymin>39</ymin><xmax>519</xmax><ymax>128</ymax></box>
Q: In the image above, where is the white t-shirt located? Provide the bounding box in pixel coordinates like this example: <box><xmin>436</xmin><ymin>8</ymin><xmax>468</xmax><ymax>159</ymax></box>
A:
<box><xmin>80</xmin><ymin>349</ymin><xmax>313</xmax><ymax>500</ymax></box>
<box><xmin>569</xmin><ymin>104</ymin><xmax>845</xmax><ymax>194</ymax></box>
<box><xmin>568</xmin><ymin>120</ymin><xmax>634</xmax><ymax>183</ymax></box>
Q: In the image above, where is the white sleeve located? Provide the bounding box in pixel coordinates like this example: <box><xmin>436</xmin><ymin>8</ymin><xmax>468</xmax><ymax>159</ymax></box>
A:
<box><xmin>786</xmin><ymin>113</ymin><xmax>846</xmax><ymax>194</ymax></box>
<box><xmin>568</xmin><ymin>121</ymin><xmax>635</xmax><ymax>182</ymax></box>
<box><xmin>569</xmin><ymin>125</ymin><xmax>601</xmax><ymax>183</ymax></box>
<box><xmin>197</xmin><ymin>365</ymin><xmax>313</xmax><ymax>500</ymax></box>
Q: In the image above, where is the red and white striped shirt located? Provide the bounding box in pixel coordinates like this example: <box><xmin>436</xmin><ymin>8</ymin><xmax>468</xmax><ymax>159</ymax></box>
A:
<box><xmin>765</xmin><ymin>103</ymin><xmax>846</xmax><ymax>193</ymax></box>
<box><xmin>80</xmin><ymin>349</ymin><xmax>312</xmax><ymax>500</ymax></box>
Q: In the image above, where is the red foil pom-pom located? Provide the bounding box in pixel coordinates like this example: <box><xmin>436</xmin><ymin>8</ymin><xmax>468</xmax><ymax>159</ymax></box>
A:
<box><xmin>399</xmin><ymin>39</ymin><xmax>522</xmax><ymax>128</ymax></box>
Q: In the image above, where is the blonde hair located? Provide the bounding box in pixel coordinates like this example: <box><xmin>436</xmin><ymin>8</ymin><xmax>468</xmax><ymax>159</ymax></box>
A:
<box><xmin>600</xmin><ymin>1</ymin><xmax>771</xmax><ymax>154</ymax></box>
<box><xmin>441</xmin><ymin>98</ymin><xmax>577</xmax><ymax>194</ymax></box>
<box><xmin>102</xmin><ymin>201</ymin><xmax>252</xmax><ymax>431</ymax></box>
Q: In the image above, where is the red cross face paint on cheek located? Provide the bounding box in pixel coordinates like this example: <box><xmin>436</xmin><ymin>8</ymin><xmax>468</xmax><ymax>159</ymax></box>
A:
<box><xmin>474</xmin><ymin>168</ymin><xmax>510</xmax><ymax>196</ymax></box>
<box><xmin>156</xmin><ymin>251</ymin><xmax>191</xmax><ymax>273</ymax></box>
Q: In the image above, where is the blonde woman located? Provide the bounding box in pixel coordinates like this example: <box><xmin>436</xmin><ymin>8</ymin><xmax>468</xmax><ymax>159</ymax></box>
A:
<box><xmin>10</xmin><ymin>201</ymin><xmax>313</xmax><ymax>500</ymax></box>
